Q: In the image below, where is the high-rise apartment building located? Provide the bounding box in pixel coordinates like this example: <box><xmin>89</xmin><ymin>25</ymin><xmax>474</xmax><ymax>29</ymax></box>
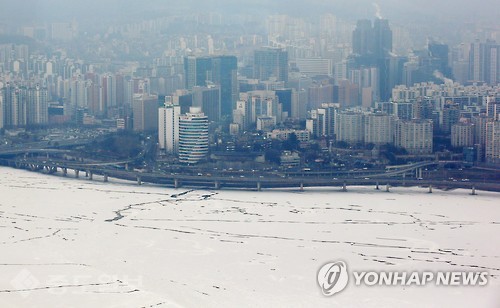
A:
<box><xmin>335</xmin><ymin>111</ymin><xmax>364</xmax><ymax>143</ymax></box>
<box><xmin>27</xmin><ymin>85</ymin><xmax>48</xmax><ymax>125</ymax></box>
<box><xmin>0</xmin><ymin>90</ymin><xmax>3</xmax><ymax>129</ymax></box>
<box><xmin>364</xmin><ymin>112</ymin><xmax>394</xmax><ymax>144</ymax></box>
<box><xmin>0</xmin><ymin>83</ymin><xmax>49</xmax><ymax>127</ymax></box>
<box><xmin>485</xmin><ymin>121</ymin><xmax>500</xmax><ymax>164</ymax></box>
<box><xmin>395</xmin><ymin>119</ymin><xmax>433</xmax><ymax>155</ymax></box>
<box><xmin>440</xmin><ymin>103</ymin><xmax>461</xmax><ymax>133</ymax></box>
<box><xmin>451</xmin><ymin>122</ymin><xmax>475</xmax><ymax>148</ymax></box>
<box><xmin>1</xmin><ymin>83</ymin><xmax>26</xmax><ymax>127</ymax></box>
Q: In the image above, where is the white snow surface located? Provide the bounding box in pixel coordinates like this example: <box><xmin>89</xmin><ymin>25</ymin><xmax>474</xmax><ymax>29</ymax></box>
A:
<box><xmin>0</xmin><ymin>166</ymin><xmax>499</xmax><ymax>308</ymax></box>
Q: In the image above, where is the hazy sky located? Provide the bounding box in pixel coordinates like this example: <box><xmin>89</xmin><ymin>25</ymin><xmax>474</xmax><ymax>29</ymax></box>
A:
<box><xmin>0</xmin><ymin>0</ymin><xmax>498</xmax><ymax>26</ymax></box>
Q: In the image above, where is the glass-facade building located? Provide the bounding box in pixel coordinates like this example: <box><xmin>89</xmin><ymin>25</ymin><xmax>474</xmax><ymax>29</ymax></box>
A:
<box><xmin>178</xmin><ymin>107</ymin><xmax>209</xmax><ymax>164</ymax></box>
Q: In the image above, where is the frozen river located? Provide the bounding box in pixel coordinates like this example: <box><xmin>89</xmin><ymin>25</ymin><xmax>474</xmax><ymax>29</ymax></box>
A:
<box><xmin>0</xmin><ymin>166</ymin><xmax>499</xmax><ymax>307</ymax></box>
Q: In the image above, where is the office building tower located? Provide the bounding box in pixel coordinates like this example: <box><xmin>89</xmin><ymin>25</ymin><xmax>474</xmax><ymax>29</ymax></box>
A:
<box><xmin>275</xmin><ymin>88</ymin><xmax>293</xmax><ymax>118</ymax></box>
<box><xmin>253</xmin><ymin>47</ymin><xmax>288</xmax><ymax>83</ymax></box>
<box><xmin>292</xmin><ymin>89</ymin><xmax>307</xmax><ymax>120</ymax></box>
<box><xmin>352</xmin><ymin>19</ymin><xmax>373</xmax><ymax>56</ymax></box>
<box><xmin>133</xmin><ymin>94</ymin><xmax>159</xmax><ymax>132</ymax></box>
<box><xmin>242</xmin><ymin>90</ymin><xmax>282</xmax><ymax>124</ymax></box>
<box><xmin>395</xmin><ymin>119</ymin><xmax>433</xmax><ymax>155</ymax></box>
<box><xmin>372</xmin><ymin>18</ymin><xmax>393</xmax><ymax>59</ymax></box>
<box><xmin>233</xmin><ymin>100</ymin><xmax>252</xmax><ymax>131</ymax></box>
<box><xmin>428</xmin><ymin>41</ymin><xmax>452</xmax><ymax>78</ymax></box>
<box><xmin>351</xmin><ymin>18</ymin><xmax>393</xmax><ymax>101</ymax></box>
<box><xmin>184</xmin><ymin>55</ymin><xmax>237</xmax><ymax>118</ymax></box>
<box><xmin>158</xmin><ymin>97</ymin><xmax>181</xmax><ymax>154</ymax></box>
<box><xmin>295</xmin><ymin>58</ymin><xmax>333</xmax><ymax>77</ymax></box>
<box><xmin>179</xmin><ymin>107</ymin><xmax>209</xmax><ymax>164</ymax></box>
<box><xmin>352</xmin><ymin>18</ymin><xmax>392</xmax><ymax>59</ymax></box>
<box><xmin>308</xmin><ymin>83</ymin><xmax>334</xmax><ymax>110</ymax></box>
<box><xmin>337</xmin><ymin>80</ymin><xmax>359</xmax><ymax>108</ymax></box>
<box><xmin>171</xmin><ymin>89</ymin><xmax>193</xmax><ymax>114</ymax></box>
<box><xmin>469</xmin><ymin>40</ymin><xmax>500</xmax><ymax>85</ymax></box>
<box><xmin>192</xmin><ymin>85</ymin><xmax>221</xmax><ymax>122</ymax></box>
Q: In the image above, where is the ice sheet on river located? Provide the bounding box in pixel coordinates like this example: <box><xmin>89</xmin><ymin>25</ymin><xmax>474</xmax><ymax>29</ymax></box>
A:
<box><xmin>0</xmin><ymin>167</ymin><xmax>499</xmax><ymax>307</ymax></box>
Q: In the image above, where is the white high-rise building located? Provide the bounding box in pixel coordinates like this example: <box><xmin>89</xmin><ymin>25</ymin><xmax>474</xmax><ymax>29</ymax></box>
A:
<box><xmin>395</xmin><ymin>119</ymin><xmax>433</xmax><ymax>155</ymax></box>
<box><xmin>233</xmin><ymin>100</ymin><xmax>251</xmax><ymax>131</ymax></box>
<box><xmin>485</xmin><ymin>121</ymin><xmax>500</xmax><ymax>164</ymax></box>
<box><xmin>1</xmin><ymin>83</ymin><xmax>27</xmax><ymax>127</ymax></box>
<box><xmin>27</xmin><ymin>85</ymin><xmax>48</xmax><ymax>125</ymax></box>
<box><xmin>364</xmin><ymin>112</ymin><xmax>394</xmax><ymax>145</ymax></box>
<box><xmin>335</xmin><ymin>111</ymin><xmax>364</xmax><ymax>143</ymax></box>
<box><xmin>243</xmin><ymin>90</ymin><xmax>282</xmax><ymax>124</ymax></box>
<box><xmin>70</xmin><ymin>78</ymin><xmax>86</xmax><ymax>113</ymax></box>
<box><xmin>158</xmin><ymin>97</ymin><xmax>180</xmax><ymax>154</ymax></box>
<box><xmin>179</xmin><ymin>107</ymin><xmax>209</xmax><ymax>164</ymax></box>
<box><xmin>295</xmin><ymin>58</ymin><xmax>333</xmax><ymax>76</ymax></box>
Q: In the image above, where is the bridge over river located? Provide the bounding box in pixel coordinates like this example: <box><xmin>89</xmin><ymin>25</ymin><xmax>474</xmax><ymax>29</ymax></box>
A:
<box><xmin>2</xmin><ymin>156</ymin><xmax>499</xmax><ymax>193</ymax></box>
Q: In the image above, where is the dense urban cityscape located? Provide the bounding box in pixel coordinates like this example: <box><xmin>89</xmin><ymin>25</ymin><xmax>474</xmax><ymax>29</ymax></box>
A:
<box><xmin>0</xmin><ymin>1</ymin><xmax>499</xmax><ymax>307</ymax></box>
<box><xmin>0</xmin><ymin>0</ymin><xmax>500</xmax><ymax>183</ymax></box>
<box><xmin>0</xmin><ymin>1</ymin><xmax>499</xmax><ymax>179</ymax></box>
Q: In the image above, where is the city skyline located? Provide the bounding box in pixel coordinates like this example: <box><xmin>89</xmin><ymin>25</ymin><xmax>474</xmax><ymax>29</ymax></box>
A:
<box><xmin>0</xmin><ymin>3</ymin><xmax>499</xmax><ymax>307</ymax></box>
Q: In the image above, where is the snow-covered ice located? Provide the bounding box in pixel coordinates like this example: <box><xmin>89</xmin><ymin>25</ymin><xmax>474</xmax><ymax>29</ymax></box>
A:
<box><xmin>0</xmin><ymin>166</ymin><xmax>499</xmax><ymax>307</ymax></box>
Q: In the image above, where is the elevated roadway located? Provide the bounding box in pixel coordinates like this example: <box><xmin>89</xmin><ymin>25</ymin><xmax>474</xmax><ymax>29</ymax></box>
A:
<box><xmin>3</xmin><ymin>157</ymin><xmax>499</xmax><ymax>193</ymax></box>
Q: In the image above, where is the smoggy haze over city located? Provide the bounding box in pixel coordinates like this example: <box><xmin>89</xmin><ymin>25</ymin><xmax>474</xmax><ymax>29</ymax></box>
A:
<box><xmin>1</xmin><ymin>0</ymin><xmax>498</xmax><ymax>24</ymax></box>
